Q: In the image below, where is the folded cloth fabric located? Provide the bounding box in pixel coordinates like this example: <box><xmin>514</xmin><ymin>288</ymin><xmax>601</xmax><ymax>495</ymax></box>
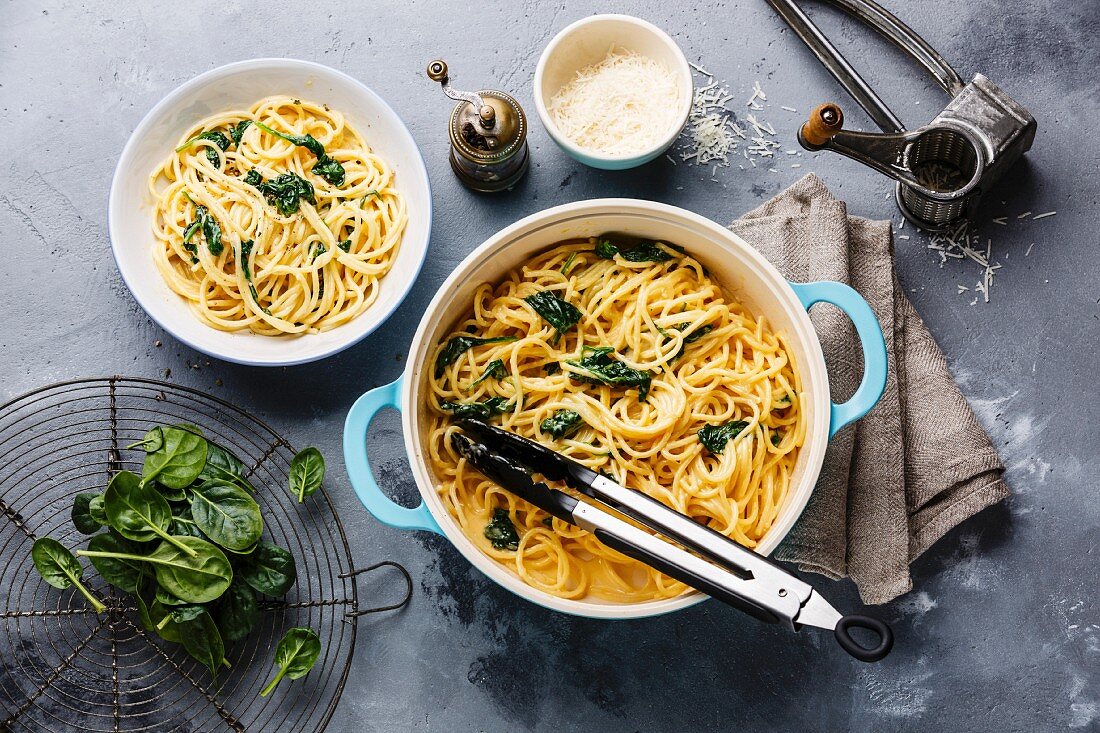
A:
<box><xmin>729</xmin><ymin>173</ymin><xmax>1009</xmax><ymax>604</ymax></box>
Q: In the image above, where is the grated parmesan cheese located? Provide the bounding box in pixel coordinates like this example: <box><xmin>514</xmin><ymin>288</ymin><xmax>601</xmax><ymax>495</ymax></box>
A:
<box><xmin>549</xmin><ymin>47</ymin><xmax>683</xmax><ymax>157</ymax></box>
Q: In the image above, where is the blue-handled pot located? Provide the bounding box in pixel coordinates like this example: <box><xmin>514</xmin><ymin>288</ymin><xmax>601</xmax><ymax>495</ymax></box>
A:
<box><xmin>344</xmin><ymin>199</ymin><xmax>887</xmax><ymax>619</ymax></box>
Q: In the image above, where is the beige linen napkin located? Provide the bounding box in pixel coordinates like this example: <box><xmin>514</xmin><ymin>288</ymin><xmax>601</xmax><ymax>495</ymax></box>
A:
<box><xmin>729</xmin><ymin>173</ymin><xmax>1009</xmax><ymax>604</ymax></box>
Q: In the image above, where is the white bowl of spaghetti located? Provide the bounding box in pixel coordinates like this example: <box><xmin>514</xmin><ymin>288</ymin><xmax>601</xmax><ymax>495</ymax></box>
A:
<box><xmin>109</xmin><ymin>59</ymin><xmax>431</xmax><ymax>366</ymax></box>
<box><xmin>343</xmin><ymin>199</ymin><xmax>887</xmax><ymax>619</ymax></box>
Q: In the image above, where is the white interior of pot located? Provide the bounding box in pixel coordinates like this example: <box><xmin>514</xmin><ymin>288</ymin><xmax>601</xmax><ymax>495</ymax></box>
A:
<box><xmin>402</xmin><ymin>202</ymin><xmax>830</xmax><ymax>618</ymax></box>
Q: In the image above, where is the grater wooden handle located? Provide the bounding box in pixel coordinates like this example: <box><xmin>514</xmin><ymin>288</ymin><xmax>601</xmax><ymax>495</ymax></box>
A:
<box><xmin>801</xmin><ymin>103</ymin><xmax>845</xmax><ymax>147</ymax></box>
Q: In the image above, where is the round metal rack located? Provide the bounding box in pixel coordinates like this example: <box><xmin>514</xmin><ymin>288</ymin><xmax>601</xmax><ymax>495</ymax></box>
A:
<box><xmin>0</xmin><ymin>377</ymin><xmax>411</xmax><ymax>732</ymax></box>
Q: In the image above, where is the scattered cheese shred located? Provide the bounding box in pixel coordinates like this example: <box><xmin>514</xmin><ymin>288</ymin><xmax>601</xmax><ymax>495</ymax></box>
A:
<box><xmin>549</xmin><ymin>47</ymin><xmax>683</xmax><ymax>157</ymax></box>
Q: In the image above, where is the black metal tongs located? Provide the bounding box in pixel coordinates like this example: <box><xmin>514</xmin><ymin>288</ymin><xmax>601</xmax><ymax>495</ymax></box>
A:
<box><xmin>452</xmin><ymin>418</ymin><xmax>893</xmax><ymax>662</ymax></box>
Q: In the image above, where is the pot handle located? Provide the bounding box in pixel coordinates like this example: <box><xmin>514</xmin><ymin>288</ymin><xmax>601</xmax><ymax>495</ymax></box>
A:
<box><xmin>343</xmin><ymin>376</ymin><xmax>442</xmax><ymax>534</ymax></box>
<box><xmin>788</xmin><ymin>281</ymin><xmax>888</xmax><ymax>438</ymax></box>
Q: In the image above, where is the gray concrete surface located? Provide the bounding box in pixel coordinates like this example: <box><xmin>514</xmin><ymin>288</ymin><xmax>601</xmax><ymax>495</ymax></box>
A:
<box><xmin>1</xmin><ymin>1</ymin><xmax>1098</xmax><ymax>731</ymax></box>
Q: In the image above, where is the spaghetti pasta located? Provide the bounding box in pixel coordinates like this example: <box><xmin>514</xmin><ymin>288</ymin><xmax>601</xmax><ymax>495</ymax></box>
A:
<box><xmin>427</xmin><ymin>238</ymin><xmax>805</xmax><ymax>602</ymax></box>
<box><xmin>149</xmin><ymin>96</ymin><xmax>407</xmax><ymax>335</ymax></box>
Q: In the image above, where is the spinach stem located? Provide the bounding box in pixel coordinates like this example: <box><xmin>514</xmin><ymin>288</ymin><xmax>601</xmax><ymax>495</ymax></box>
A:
<box><xmin>64</xmin><ymin>569</ymin><xmax>106</xmax><ymax>613</ymax></box>
<box><xmin>259</xmin><ymin>666</ymin><xmax>287</xmax><ymax>697</ymax></box>
<box><xmin>156</xmin><ymin>615</ymin><xmax>172</xmax><ymax>631</ymax></box>
<box><xmin>153</xmin><ymin>526</ymin><xmax>199</xmax><ymax>557</ymax></box>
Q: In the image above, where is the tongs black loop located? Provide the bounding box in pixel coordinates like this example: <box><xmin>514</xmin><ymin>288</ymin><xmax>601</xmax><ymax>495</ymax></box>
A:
<box><xmin>452</xmin><ymin>418</ymin><xmax>894</xmax><ymax>662</ymax></box>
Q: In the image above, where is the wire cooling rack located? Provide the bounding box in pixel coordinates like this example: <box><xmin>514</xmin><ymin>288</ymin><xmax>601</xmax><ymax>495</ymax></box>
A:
<box><xmin>0</xmin><ymin>377</ymin><xmax>411</xmax><ymax>732</ymax></box>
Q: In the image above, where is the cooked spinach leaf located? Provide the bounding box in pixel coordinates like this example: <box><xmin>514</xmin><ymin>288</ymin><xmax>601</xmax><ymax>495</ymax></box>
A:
<box><xmin>484</xmin><ymin>508</ymin><xmax>519</xmax><ymax>551</ymax></box>
<box><xmin>311</xmin><ymin>154</ymin><xmax>346</xmax><ymax>186</ymax></box>
<box><xmin>243</xmin><ymin>169</ymin><xmax>264</xmax><ymax>187</ymax></box>
<box><xmin>255</xmin><ymin>172</ymin><xmax>316</xmax><ymax>217</ymax></box>
<box><xmin>467</xmin><ymin>359</ymin><xmax>506</xmax><ymax>391</ymax></box>
<box><xmin>524</xmin><ymin>291</ymin><xmax>582</xmax><ymax>344</ymax></box>
<box><xmin>254</xmin><ymin>121</ymin><xmax>325</xmax><ymax>156</ymax></box>
<box><xmin>543</xmin><ymin>362</ymin><xmax>561</xmax><ymax>375</ymax></box>
<box><xmin>439</xmin><ymin>396</ymin><xmax>511</xmax><ymax>420</ymax></box>
<box><xmin>435</xmin><ymin>335</ymin><xmax>517</xmax><ymax>378</ymax></box>
<box><xmin>177</xmin><ymin>130</ymin><xmax>231</xmax><ymax>168</ymax></box>
<box><xmin>560</xmin><ymin>251</ymin><xmax>578</xmax><ymax>276</ymax></box>
<box><xmin>31</xmin><ymin>538</ymin><xmax>105</xmax><ymax>613</ymax></box>
<box><xmin>337</xmin><ymin>239</ymin><xmax>351</xmax><ymax>252</ymax></box>
<box><xmin>260</xmin><ymin>627</ymin><xmax>321</xmax><ymax>697</ymax></box>
<box><xmin>541</xmin><ymin>409</ymin><xmax>583</xmax><ymax>440</ymax></box>
<box><xmin>565</xmin><ymin>346</ymin><xmax>653</xmax><ymax>400</ymax></box>
<box><xmin>671</xmin><ymin>324</ymin><xmax>714</xmax><ymax>359</ymax></box>
<box><xmin>771</xmin><ymin>431</ymin><xmax>782</xmax><ymax>447</ymax></box>
<box><xmin>595</xmin><ymin>237</ymin><xmax>683</xmax><ymax>263</ymax></box>
<box><xmin>697</xmin><ymin>420</ymin><xmax>751</xmax><ymax>455</ymax></box>
<box><xmin>230</xmin><ymin>120</ymin><xmax>252</xmax><ymax>146</ymax></box>
<box><xmin>183</xmin><ymin>205</ymin><xmax>224</xmax><ymax>256</ymax></box>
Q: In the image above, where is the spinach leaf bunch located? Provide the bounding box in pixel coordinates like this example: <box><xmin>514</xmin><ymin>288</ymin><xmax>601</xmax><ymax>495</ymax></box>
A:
<box><xmin>30</xmin><ymin>422</ymin><xmax>324</xmax><ymax>692</ymax></box>
<box><xmin>564</xmin><ymin>346</ymin><xmax>654</xmax><ymax>401</ymax></box>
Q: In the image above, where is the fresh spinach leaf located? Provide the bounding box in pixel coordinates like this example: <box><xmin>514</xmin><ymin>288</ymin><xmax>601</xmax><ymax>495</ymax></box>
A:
<box><xmin>524</xmin><ymin>291</ymin><xmax>582</xmax><ymax>344</ymax></box>
<box><xmin>239</xmin><ymin>542</ymin><xmax>297</xmax><ymax>596</ymax></box>
<box><xmin>439</xmin><ymin>396</ymin><xmax>512</xmax><ymax>420</ymax></box>
<box><xmin>467</xmin><ymin>359</ymin><xmax>506</xmax><ymax>391</ymax></box>
<box><xmin>174</xmin><ymin>605</ymin><xmax>227</xmax><ymax>679</ymax></box>
<box><xmin>149</xmin><ymin>598</ymin><xmax>184</xmax><ymax>642</ymax></box>
<box><xmin>484</xmin><ymin>508</ymin><xmax>519</xmax><ymax>551</ymax></box>
<box><xmin>141</xmin><ymin>426</ymin><xmax>208</xmax><ymax>490</ymax></box>
<box><xmin>254</xmin><ymin>121</ymin><xmax>326</xmax><ymax>157</ymax></box>
<box><xmin>311</xmin><ymin>154</ymin><xmax>345</xmax><ymax>186</ymax></box>
<box><xmin>198</xmin><ymin>442</ymin><xmax>256</xmax><ymax>494</ymax></box>
<box><xmin>216</xmin><ymin>579</ymin><xmax>259</xmax><ymax>643</ymax></box>
<box><xmin>85</xmin><ymin>533</ymin><xmax>144</xmax><ymax>593</ymax></box>
<box><xmin>104</xmin><ymin>470</ymin><xmax>196</xmax><ymax>556</ymax></box>
<box><xmin>435</xmin><ymin>335</ymin><xmax>517</xmax><ymax>378</ymax></box>
<box><xmin>697</xmin><ymin>420</ymin><xmax>751</xmax><ymax>455</ymax></box>
<box><xmin>183</xmin><ymin>205</ymin><xmax>224</xmax><ymax>256</ymax></box>
<box><xmin>72</xmin><ymin>493</ymin><xmax>104</xmax><ymax>534</ymax></box>
<box><xmin>190</xmin><ymin>482</ymin><xmax>264</xmax><ymax>551</ymax></box>
<box><xmin>230</xmin><ymin>120</ymin><xmax>252</xmax><ymax>146</ymax></box>
<box><xmin>565</xmin><ymin>346</ymin><xmax>653</xmax><ymax>400</ymax></box>
<box><xmin>78</xmin><ymin>535</ymin><xmax>233</xmax><ymax>605</ymax></box>
<box><xmin>31</xmin><ymin>538</ymin><xmax>105</xmax><ymax>613</ymax></box>
<box><xmin>127</xmin><ymin>427</ymin><xmax>164</xmax><ymax>452</ymax></box>
<box><xmin>88</xmin><ymin>494</ymin><xmax>108</xmax><ymax>526</ymax></box>
<box><xmin>288</xmin><ymin>447</ymin><xmax>325</xmax><ymax>503</ymax></box>
<box><xmin>255</xmin><ymin>172</ymin><xmax>316</xmax><ymax>216</ymax></box>
<box><xmin>540</xmin><ymin>409</ymin><xmax>583</xmax><ymax>440</ymax></box>
<box><xmin>259</xmin><ymin>627</ymin><xmax>321</xmax><ymax>697</ymax></box>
